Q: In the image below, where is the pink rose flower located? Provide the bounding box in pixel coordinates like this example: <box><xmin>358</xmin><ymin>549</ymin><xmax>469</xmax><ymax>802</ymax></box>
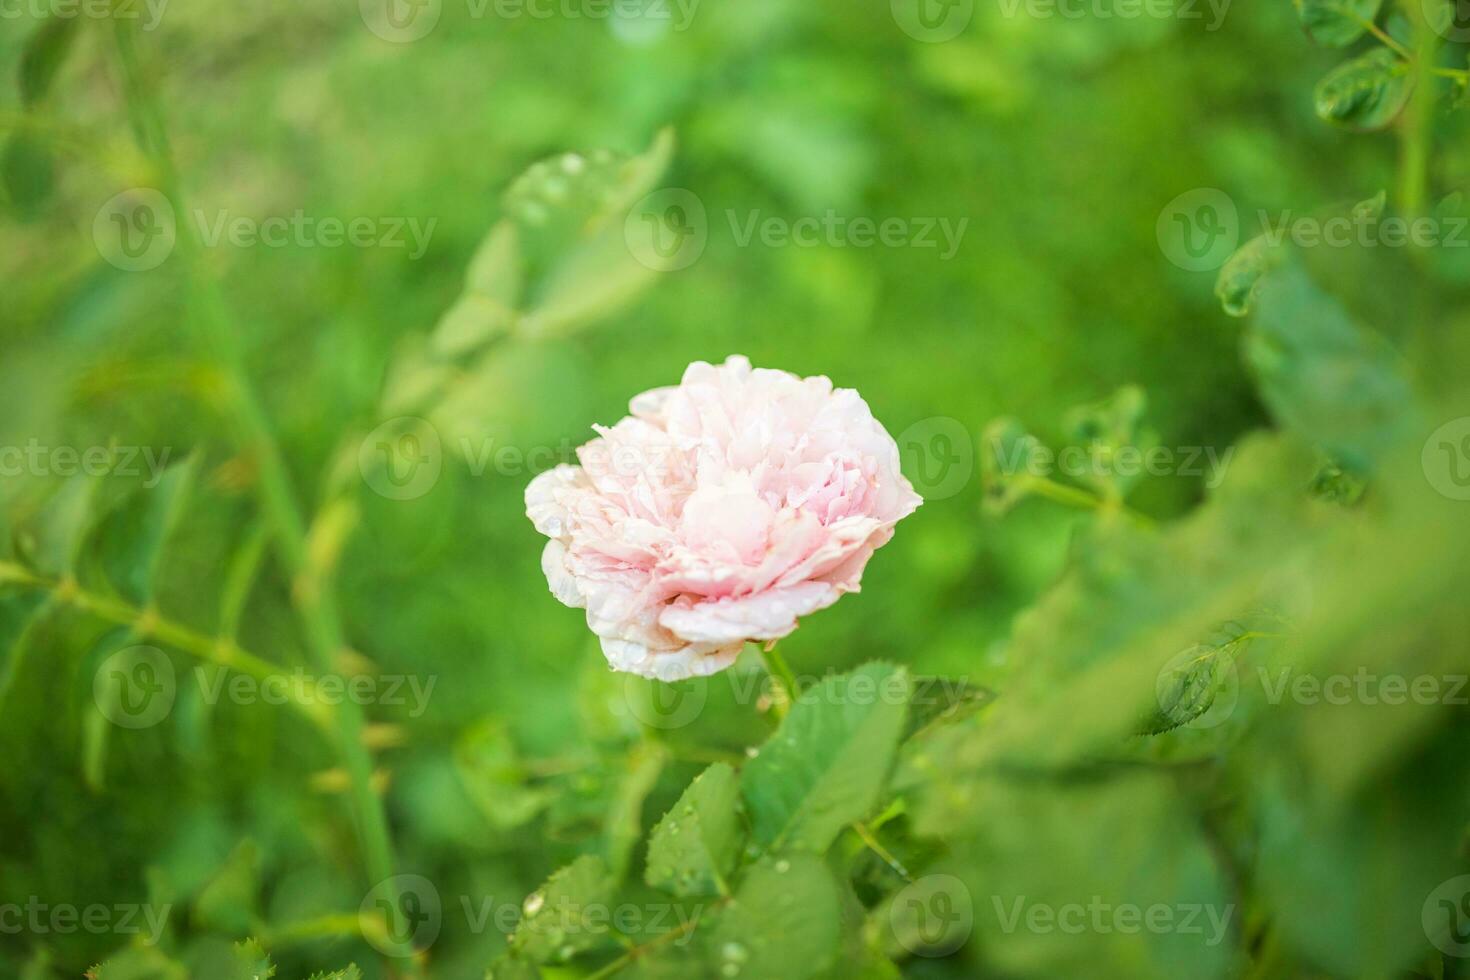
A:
<box><xmin>525</xmin><ymin>355</ymin><xmax>922</xmax><ymax>681</ymax></box>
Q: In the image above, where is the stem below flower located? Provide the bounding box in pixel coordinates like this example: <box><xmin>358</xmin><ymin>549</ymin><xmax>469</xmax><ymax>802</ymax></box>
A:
<box><xmin>758</xmin><ymin>642</ymin><xmax>799</xmax><ymax>719</ymax></box>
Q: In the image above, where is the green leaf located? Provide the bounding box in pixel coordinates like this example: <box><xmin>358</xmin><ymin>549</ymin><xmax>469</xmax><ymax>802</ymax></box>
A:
<box><xmin>741</xmin><ymin>662</ymin><xmax>911</xmax><ymax>854</ymax></box>
<box><xmin>1139</xmin><ymin>642</ymin><xmax>1232</xmax><ymax>734</ymax></box>
<box><xmin>304</xmin><ymin>968</ymin><xmax>363</xmax><ymax>980</ymax></box>
<box><xmin>605</xmin><ymin>739</ymin><xmax>668</xmax><ymax>879</ymax></box>
<box><xmin>228</xmin><ymin>940</ymin><xmax>274</xmax><ymax>980</ymax></box>
<box><xmin>1062</xmin><ymin>385</ymin><xmax>1157</xmax><ymax>502</ymax></box>
<box><xmin>1245</xmin><ymin>262</ymin><xmax>1417</xmax><ymax>470</ymax></box>
<box><xmin>1314</xmin><ymin>48</ymin><xmax>1412</xmax><ymax>131</ymax></box>
<box><xmin>432</xmin><ymin>221</ymin><xmax>522</xmax><ymax>358</ymax></box>
<box><xmin>1</xmin><ymin>134</ymin><xmax>56</xmax><ymax>220</ymax></box>
<box><xmin>15</xmin><ymin>460</ymin><xmax>111</xmax><ymax>576</ymax></box>
<box><xmin>1214</xmin><ymin>232</ymin><xmax>1288</xmax><ymax>318</ymax></box>
<box><xmin>93</xmin><ymin>454</ymin><xmax>199</xmax><ymax>605</ymax></box>
<box><xmin>453</xmin><ymin>719</ymin><xmax>555</xmax><ymax>830</ymax></box>
<box><xmin>1294</xmin><ymin>0</ymin><xmax>1383</xmax><ymax>46</ymax></box>
<box><xmin>979</xmin><ymin>418</ymin><xmax>1047</xmax><ymax>515</ymax></box>
<box><xmin>943</xmin><ymin>773</ymin><xmax>1233</xmax><ymax>979</ymax></box>
<box><xmin>516</xmin><ymin>130</ymin><xmax>677</xmax><ymax>338</ymax></box>
<box><xmin>904</xmin><ymin>675</ymin><xmax>993</xmax><ymax>739</ymax></box>
<box><xmin>707</xmin><ymin>855</ymin><xmax>842</xmax><ymax>980</ymax></box>
<box><xmin>485</xmin><ymin>953</ymin><xmax>541</xmax><ymax>979</ymax></box>
<box><xmin>18</xmin><ymin>16</ymin><xmax>81</xmax><ymax>106</ymax></box>
<box><xmin>4</xmin><ymin>17</ymin><xmax>81</xmax><ymax>218</ymax></box>
<box><xmin>86</xmin><ymin>946</ymin><xmax>188</xmax><ymax>980</ymax></box>
<box><xmin>645</xmin><ymin>762</ymin><xmax>743</xmax><ymax>898</ymax></box>
<box><xmin>193</xmin><ymin>839</ymin><xmax>260</xmax><ymax>935</ymax></box>
<box><xmin>519</xmin><ymin>224</ymin><xmax>662</xmax><ymax>338</ymax></box>
<box><xmin>510</xmin><ymin>854</ymin><xmax>616</xmax><ymax>963</ymax></box>
<box><xmin>1254</xmin><ymin>739</ymin><xmax>1470</xmax><ymax>976</ymax></box>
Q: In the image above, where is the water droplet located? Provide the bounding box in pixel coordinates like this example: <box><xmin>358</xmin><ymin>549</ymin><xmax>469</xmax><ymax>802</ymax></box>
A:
<box><xmin>721</xmin><ymin>942</ymin><xmax>748</xmax><ymax>963</ymax></box>
<box><xmin>523</xmin><ymin>892</ymin><xmax>545</xmax><ymax>915</ymax></box>
<box><xmin>774</xmin><ymin>859</ymin><xmax>790</xmax><ymax>873</ymax></box>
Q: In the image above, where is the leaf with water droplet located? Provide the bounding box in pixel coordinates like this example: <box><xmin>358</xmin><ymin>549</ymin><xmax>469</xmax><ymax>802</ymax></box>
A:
<box><xmin>510</xmin><ymin>854</ymin><xmax>615</xmax><ymax>963</ymax></box>
<box><xmin>705</xmin><ymin>855</ymin><xmax>840</xmax><ymax>980</ymax></box>
<box><xmin>646</xmin><ymin>762</ymin><xmax>743</xmax><ymax>897</ymax></box>
<box><xmin>740</xmin><ymin>662</ymin><xmax>911</xmax><ymax>854</ymax></box>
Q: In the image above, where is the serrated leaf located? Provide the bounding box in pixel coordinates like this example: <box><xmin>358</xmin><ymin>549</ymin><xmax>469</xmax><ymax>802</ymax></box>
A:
<box><xmin>1139</xmin><ymin>643</ymin><xmax>1230</xmax><ymax>734</ymax></box>
<box><xmin>510</xmin><ymin>854</ymin><xmax>616</xmax><ymax>962</ymax></box>
<box><xmin>1314</xmin><ymin>48</ymin><xmax>1412</xmax><ymax>131</ymax></box>
<box><xmin>645</xmin><ymin>762</ymin><xmax>743</xmax><ymax>897</ymax></box>
<box><xmin>1294</xmin><ymin>0</ymin><xmax>1383</xmax><ymax>46</ymax></box>
<box><xmin>228</xmin><ymin>939</ymin><xmax>274</xmax><ymax>980</ymax></box>
<box><xmin>304</xmin><ymin>968</ymin><xmax>363</xmax><ymax>980</ymax></box>
<box><xmin>86</xmin><ymin>946</ymin><xmax>188</xmax><ymax>980</ymax></box>
<box><xmin>707</xmin><ymin>855</ymin><xmax>841</xmax><ymax>980</ymax></box>
<box><xmin>741</xmin><ymin>663</ymin><xmax>911</xmax><ymax>854</ymax></box>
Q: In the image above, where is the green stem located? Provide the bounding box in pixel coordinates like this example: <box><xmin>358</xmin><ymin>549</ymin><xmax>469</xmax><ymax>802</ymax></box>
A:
<box><xmin>852</xmin><ymin>821</ymin><xmax>912</xmax><ymax>882</ymax></box>
<box><xmin>1025</xmin><ymin>476</ymin><xmax>1156</xmax><ymax>528</ymax></box>
<box><xmin>758</xmin><ymin>642</ymin><xmax>799</xmax><ymax>719</ymax></box>
<box><xmin>1</xmin><ymin>565</ymin><xmax>318</xmax><ymax>714</ymax></box>
<box><xmin>582</xmin><ymin>900</ymin><xmax>724</xmax><ymax>980</ymax></box>
<box><xmin>1397</xmin><ymin>0</ymin><xmax>1439</xmax><ymax>223</ymax></box>
<box><xmin>111</xmin><ymin>23</ymin><xmax>412</xmax><ymax>975</ymax></box>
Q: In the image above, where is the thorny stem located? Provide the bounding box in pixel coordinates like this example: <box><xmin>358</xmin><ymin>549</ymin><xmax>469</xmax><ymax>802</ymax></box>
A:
<box><xmin>111</xmin><ymin>23</ymin><xmax>414</xmax><ymax>976</ymax></box>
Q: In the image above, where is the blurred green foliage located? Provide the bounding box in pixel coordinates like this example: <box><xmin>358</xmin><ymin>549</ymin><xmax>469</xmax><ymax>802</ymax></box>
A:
<box><xmin>4</xmin><ymin>1</ymin><xmax>1470</xmax><ymax>977</ymax></box>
